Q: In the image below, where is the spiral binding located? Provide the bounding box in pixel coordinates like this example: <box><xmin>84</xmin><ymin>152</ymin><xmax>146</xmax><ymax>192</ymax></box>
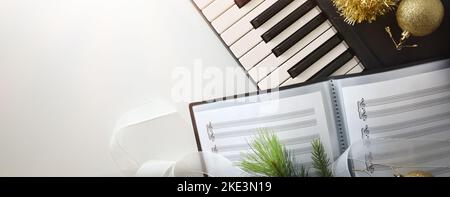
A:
<box><xmin>330</xmin><ymin>80</ymin><xmax>348</xmax><ymax>153</ymax></box>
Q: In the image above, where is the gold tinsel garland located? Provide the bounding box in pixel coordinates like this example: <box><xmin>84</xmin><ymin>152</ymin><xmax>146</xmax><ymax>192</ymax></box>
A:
<box><xmin>333</xmin><ymin>0</ymin><xmax>398</xmax><ymax>25</ymax></box>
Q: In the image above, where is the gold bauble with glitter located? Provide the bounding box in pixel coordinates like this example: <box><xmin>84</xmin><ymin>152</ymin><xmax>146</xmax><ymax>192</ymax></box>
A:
<box><xmin>386</xmin><ymin>0</ymin><xmax>445</xmax><ymax>50</ymax></box>
<box><xmin>397</xmin><ymin>0</ymin><xmax>445</xmax><ymax>37</ymax></box>
<box><xmin>404</xmin><ymin>170</ymin><xmax>433</xmax><ymax>177</ymax></box>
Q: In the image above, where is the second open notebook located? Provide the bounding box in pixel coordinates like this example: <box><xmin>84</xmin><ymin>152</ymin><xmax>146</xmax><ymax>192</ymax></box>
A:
<box><xmin>189</xmin><ymin>58</ymin><xmax>450</xmax><ymax>175</ymax></box>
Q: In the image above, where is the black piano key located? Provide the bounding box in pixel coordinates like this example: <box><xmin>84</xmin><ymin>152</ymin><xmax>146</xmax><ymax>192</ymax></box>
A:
<box><xmin>235</xmin><ymin>0</ymin><xmax>251</xmax><ymax>8</ymax></box>
<box><xmin>288</xmin><ymin>34</ymin><xmax>342</xmax><ymax>78</ymax></box>
<box><xmin>250</xmin><ymin>0</ymin><xmax>294</xmax><ymax>29</ymax></box>
<box><xmin>309</xmin><ymin>49</ymin><xmax>354</xmax><ymax>81</ymax></box>
<box><xmin>272</xmin><ymin>13</ymin><xmax>327</xmax><ymax>57</ymax></box>
<box><xmin>261</xmin><ymin>0</ymin><xmax>316</xmax><ymax>43</ymax></box>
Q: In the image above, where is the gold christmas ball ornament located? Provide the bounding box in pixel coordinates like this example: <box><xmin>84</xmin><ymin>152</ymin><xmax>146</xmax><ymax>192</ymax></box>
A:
<box><xmin>404</xmin><ymin>170</ymin><xmax>433</xmax><ymax>177</ymax></box>
<box><xmin>397</xmin><ymin>0</ymin><xmax>445</xmax><ymax>37</ymax></box>
<box><xmin>386</xmin><ymin>0</ymin><xmax>445</xmax><ymax>50</ymax></box>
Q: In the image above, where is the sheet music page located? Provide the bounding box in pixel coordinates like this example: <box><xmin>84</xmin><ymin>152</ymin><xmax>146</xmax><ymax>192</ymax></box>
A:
<box><xmin>191</xmin><ymin>84</ymin><xmax>340</xmax><ymax>171</ymax></box>
<box><xmin>328</xmin><ymin>60</ymin><xmax>450</xmax><ymax>177</ymax></box>
<box><xmin>338</xmin><ymin>65</ymin><xmax>450</xmax><ymax>144</ymax></box>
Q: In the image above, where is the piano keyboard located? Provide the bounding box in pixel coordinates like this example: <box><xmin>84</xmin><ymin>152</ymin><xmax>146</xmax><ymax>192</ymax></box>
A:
<box><xmin>193</xmin><ymin>0</ymin><xmax>365</xmax><ymax>90</ymax></box>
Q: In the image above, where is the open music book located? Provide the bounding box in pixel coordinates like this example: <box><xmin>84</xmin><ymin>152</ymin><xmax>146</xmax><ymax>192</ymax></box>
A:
<box><xmin>189</xmin><ymin>58</ymin><xmax>450</xmax><ymax>176</ymax></box>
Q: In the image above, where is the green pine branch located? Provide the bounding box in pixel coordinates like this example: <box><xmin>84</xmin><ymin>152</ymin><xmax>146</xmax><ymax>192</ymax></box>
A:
<box><xmin>300</xmin><ymin>165</ymin><xmax>309</xmax><ymax>177</ymax></box>
<box><xmin>238</xmin><ymin>131</ymin><xmax>305</xmax><ymax>177</ymax></box>
<box><xmin>238</xmin><ymin>131</ymin><xmax>333</xmax><ymax>177</ymax></box>
<box><xmin>311</xmin><ymin>139</ymin><xmax>333</xmax><ymax>177</ymax></box>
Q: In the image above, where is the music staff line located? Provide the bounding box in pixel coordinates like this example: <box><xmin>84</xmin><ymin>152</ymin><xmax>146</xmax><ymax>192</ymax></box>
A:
<box><xmin>371</xmin><ymin>140</ymin><xmax>450</xmax><ymax>162</ymax></box>
<box><xmin>214</xmin><ymin>133</ymin><xmax>320</xmax><ymax>153</ymax></box>
<box><xmin>210</xmin><ymin>108</ymin><xmax>315</xmax><ymax>130</ymax></box>
<box><xmin>214</xmin><ymin>119</ymin><xmax>317</xmax><ymax>139</ymax></box>
<box><xmin>374</xmin><ymin>148</ymin><xmax>450</xmax><ymax>171</ymax></box>
<box><xmin>389</xmin><ymin>122</ymin><xmax>450</xmax><ymax>139</ymax></box>
<box><xmin>223</xmin><ymin>145</ymin><xmax>315</xmax><ymax>163</ymax></box>
<box><xmin>368</xmin><ymin>111</ymin><xmax>450</xmax><ymax>135</ymax></box>
<box><xmin>366</xmin><ymin>95</ymin><xmax>450</xmax><ymax>118</ymax></box>
<box><xmin>363</xmin><ymin>84</ymin><xmax>450</xmax><ymax>107</ymax></box>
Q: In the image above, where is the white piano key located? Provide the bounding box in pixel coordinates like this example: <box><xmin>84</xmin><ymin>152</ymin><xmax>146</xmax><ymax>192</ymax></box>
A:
<box><xmin>257</xmin><ymin>68</ymin><xmax>286</xmax><ymax>90</ymax></box>
<box><xmin>250</xmin><ymin>21</ymin><xmax>331</xmax><ymax>83</ymax></box>
<box><xmin>221</xmin><ymin>0</ymin><xmax>277</xmax><ymax>46</ymax></box>
<box><xmin>346</xmin><ymin>63</ymin><xmax>365</xmax><ymax>74</ymax></box>
<box><xmin>229</xmin><ymin>0</ymin><xmax>307</xmax><ymax>57</ymax></box>
<box><xmin>193</xmin><ymin>0</ymin><xmax>215</xmax><ymax>10</ymax></box>
<box><xmin>202</xmin><ymin>0</ymin><xmax>235</xmax><ymax>22</ymax></box>
<box><xmin>258</xmin><ymin>26</ymin><xmax>337</xmax><ymax>90</ymax></box>
<box><xmin>331</xmin><ymin>57</ymin><xmax>360</xmax><ymax>76</ymax></box>
<box><xmin>229</xmin><ymin>30</ymin><xmax>261</xmax><ymax>58</ymax></box>
<box><xmin>212</xmin><ymin>0</ymin><xmax>264</xmax><ymax>34</ymax></box>
<box><xmin>240</xmin><ymin>41</ymin><xmax>268</xmax><ymax>69</ymax></box>
<box><xmin>281</xmin><ymin>42</ymin><xmax>349</xmax><ymax>87</ymax></box>
<box><xmin>239</xmin><ymin>6</ymin><xmax>321</xmax><ymax>70</ymax></box>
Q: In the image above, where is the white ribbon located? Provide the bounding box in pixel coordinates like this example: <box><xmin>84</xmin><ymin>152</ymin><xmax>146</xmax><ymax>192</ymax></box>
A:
<box><xmin>109</xmin><ymin>100</ymin><xmax>246</xmax><ymax>177</ymax></box>
<box><xmin>136</xmin><ymin>152</ymin><xmax>247</xmax><ymax>177</ymax></box>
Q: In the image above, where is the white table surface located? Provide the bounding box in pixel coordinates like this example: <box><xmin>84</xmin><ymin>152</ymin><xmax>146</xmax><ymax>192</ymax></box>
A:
<box><xmin>0</xmin><ymin>0</ymin><xmax>257</xmax><ymax>176</ymax></box>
